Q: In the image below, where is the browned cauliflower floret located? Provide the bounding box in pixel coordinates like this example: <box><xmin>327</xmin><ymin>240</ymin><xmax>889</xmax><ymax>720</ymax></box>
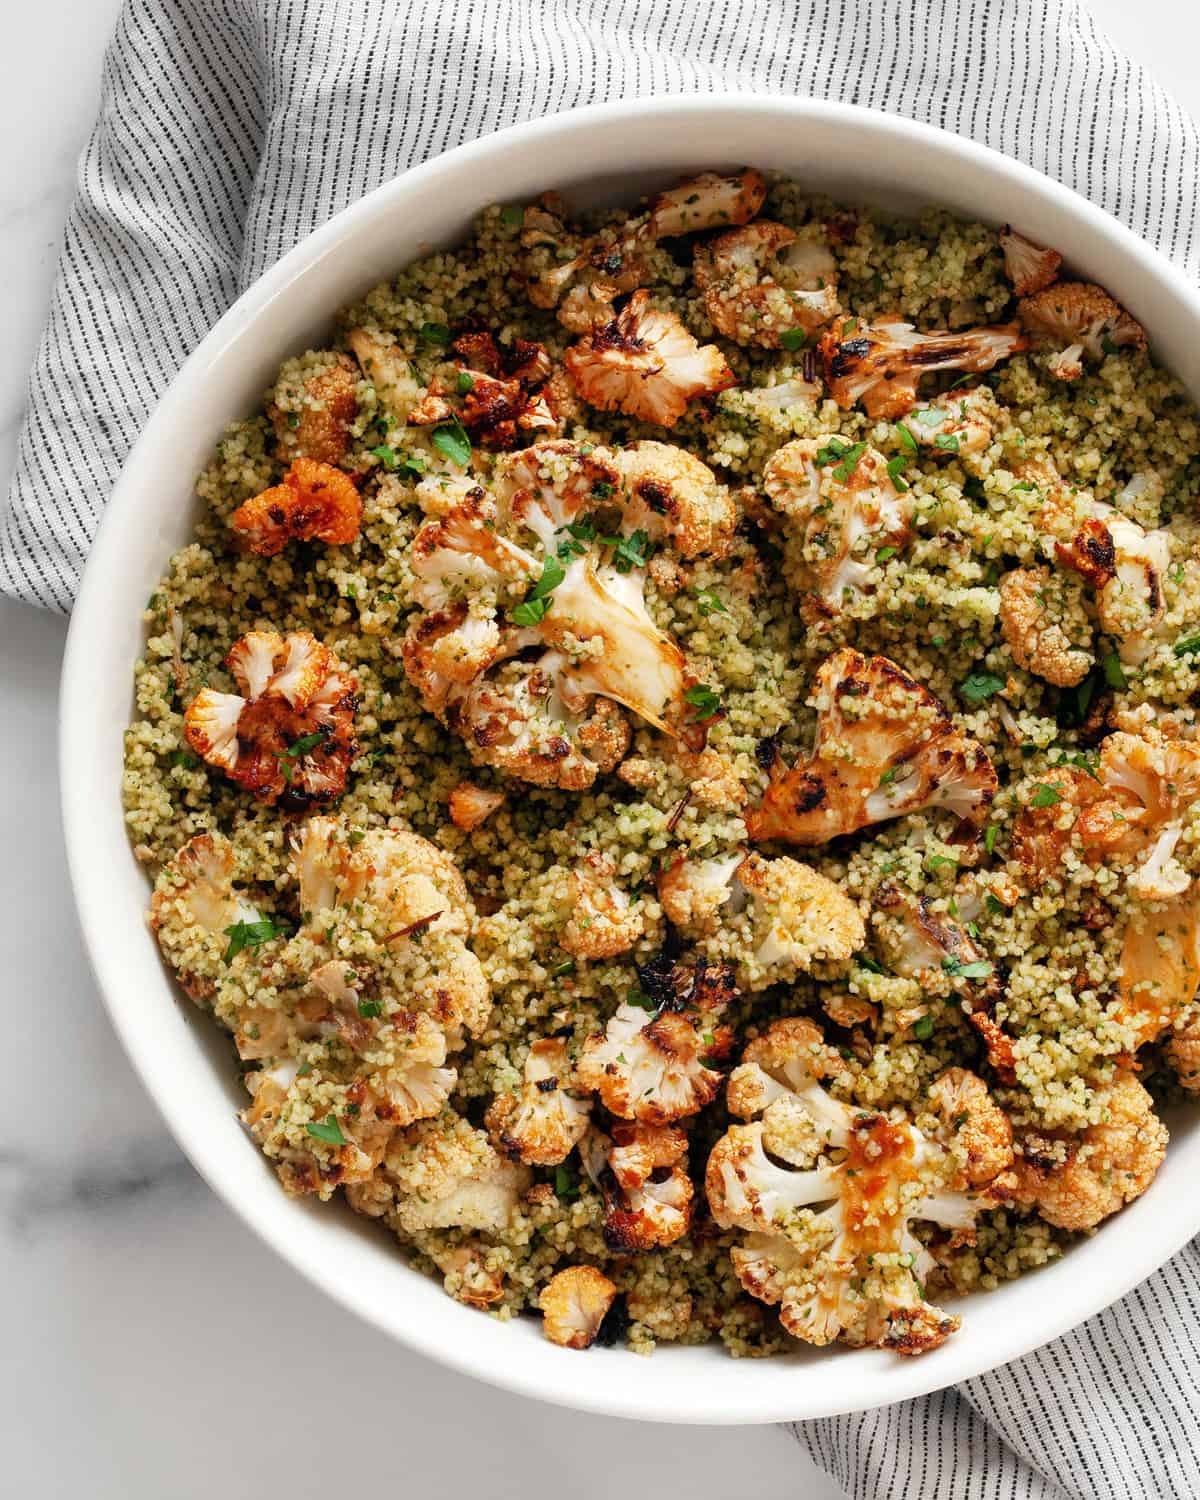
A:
<box><xmin>402</xmin><ymin>440</ymin><xmax>715</xmax><ymax>790</ymax></box>
<box><xmin>585</xmin><ymin>1121</ymin><xmax>695</xmax><ymax>1251</ymax></box>
<box><xmin>1019</xmin><ymin>281</ymin><xmax>1146</xmax><ymax>381</ymax></box>
<box><xmin>564</xmin><ymin>290</ymin><xmax>735</xmax><ymax>428</ymax></box>
<box><xmin>727</xmin><ymin>851</ymin><xmax>865</xmax><ymax>989</ymax></box>
<box><xmin>819</xmin><ymin>316</ymin><xmax>1026</xmax><ymax>419</ymax></box>
<box><xmin>268</xmin><ymin>352</ymin><xmax>358</xmax><ymax>465</ymax></box>
<box><xmin>576</xmin><ymin>956</ymin><xmax>736</xmax><ymax>1123</ymax></box>
<box><xmin>1166</xmin><ymin>1007</ymin><xmax>1200</xmax><ymax>1092</ymax></box>
<box><xmin>614</xmin><ymin>441</ymin><xmax>736</xmax><ymax>558</ymax></box>
<box><xmin>1011</xmin><ymin>1071</ymin><xmax>1167</xmax><ymax>1230</ymax></box>
<box><xmin>692</xmin><ymin>221</ymin><xmax>839</xmax><ymax>346</ymax></box>
<box><xmin>646</xmin><ymin>168</ymin><xmax>767</xmax><ymax>239</ymax></box>
<box><xmin>447</xmin><ymin>780</ymin><xmax>506</xmax><ymax>831</ymax></box>
<box><xmin>230</xmin><ymin>457</ymin><xmax>362</xmax><ymax>556</ymax></box>
<box><xmin>183</xmin><ymin>629</ymin><xmax>358</xmax><ymax>809</ymax></box>
<box><xmin>560</xmin><ymin>852</ymin><xmax>645</xmax><ymax>959</ymax></box>
<box><xmin>707</xmin><ymin>1019</ymin><xmax>1010</xmax><ymax>1354</ymax></box>
<box><xmin>997</xmin><ymin>225</ymin><xmax>1062</xmax><ymax>297</ymax></box>
<box><xmin>999</xmin><ymin>564</ymin><xmax>1094</xmax><ymax>687</ymax></box>
<box><xmin>657</xmin><ymin>849</ymin><xmax>747</xmax><ymax>935</ymax></box>
<box><xmin>746</xmin><ymin>649</ymin><xmax>997</xmax><ymax>845</ymax></box>
<box><xmin>372</xmin><ymin>1113</ymin><xmax>531</xmax><ymax>1234</ymax></box>
<box><xmin>927</xmin><ymin>1067</ymin><xmax>1014</xmax><ymax>1187</ymax></box>
<box><xmin>904</xmin><ymin>387</ymin><xmax>996</xmax><ymax>457</ymax></box>
<box><xmin>430</xmin><ymin>1243</ymin><xmax>507</xmax><ymax>1310</ymax></box>
<box><xmin>1118</xmin><ymin>892</ymin><xmax>1200</xmax><ymax>1049</ymax></box>
<box><xmin>485</xmin><ymin>1037</ymin><xmax>590</xmax><ymax>1165</ymax></box>
<box><xmin>761</xmin><ymin>438</ymin><xmax>914</xmax><ymax>624</ymax></box>
<box><xmin>520</xmin><ymin>195</ymin><xmax>656</xmax><ymax>320</ymax></box>
<box><xmin>540</xmin><ymin>1265</ymin><xmax>617</xmax><ymax>1349</ymax></box>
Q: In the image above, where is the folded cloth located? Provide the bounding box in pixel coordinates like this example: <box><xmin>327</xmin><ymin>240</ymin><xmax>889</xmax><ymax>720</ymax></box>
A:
<box><xmin>6</xmin><ymin>0</ymin><xmax>1200</xmax><ymax>1492</ymax></box>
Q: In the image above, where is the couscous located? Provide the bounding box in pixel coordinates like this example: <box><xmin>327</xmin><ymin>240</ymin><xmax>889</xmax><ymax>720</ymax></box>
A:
<box><xmin>125</xmin><ymin>169</ymin><xmax>1200</xmax><ymax>1359</ymax></box>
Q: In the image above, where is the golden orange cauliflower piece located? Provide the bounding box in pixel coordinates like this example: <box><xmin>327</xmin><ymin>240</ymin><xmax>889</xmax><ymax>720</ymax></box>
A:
<box><xmin>819</xmin><ymin>316</ymin><xmax>1026</xmax><ymax>419</ymax></box>
<box><xmin>1011</xmin><ymin>1071</ymin><xmax>1166</xmax><ymax>1231</ymax></box>
<box><xmin>268</xmin><ymin>352</ymin><xmax>358</xmax><ymax>465</ymax></box>
<box><xmin>564</xmin><ymin>290</ymin><xmax>734</xmax><ymax>428</ymax></box>
<box><xmin>1019</xmin><ymin>281</ymin><xmax>1146</xmax><ymax>380</ymax></box>
<box><xmin>369</xmin><ymin>1113</ymin><xmax>531</xmax><ymax>1235</ymax></box>
<box><xmin>998</xmin><ymin>225</ymin><xmax>1062</xmax><ymax>297</ymax></box>
<box><xmin>746</xmin><ymin>649</ymin><xmax>997</xmax><ymax>845</ymax></box>
<box><xmin>149</xmin><ymin>832</ymin><xmax>262</xmax><ymax>1002</ymax></box>
<box><xmin>589</xmin><ymin>1121</ymin><xmax>694</xmax><ymax>1251</ymax></box>
<box><xmin>999</xmin><ymin>564</ymin><xmax>1094</xmax><ymax>687</ymax></box>
<box><xmin>646</xmin><ymin>168</ymin><xmax>767</xmax><ymax>239</ymax></box>
<box><xmin>540</xmin><ymin>1265</ymin><xmax>617</xmax><ymax>1349</ymax></box>
<box><xmin>485</xmin><ymin>1037</ymin><xmax>590</xmax><ymax>1166</ymax></box>
<box><xmin>230</xmin><ymin>458</ymin><xmax>362</xmax><ymax>556</ymax></box>
<box><xmin>447</xmin><ymin>780</ymin><xmax>506</xmax><ymax>831</ymax></box>
<box><xmin>614</xmin><ymin>441</ymin><xmax>737</xmax><ymax>558</ymax></box>
<box><xmin>560</xmin><ymin>852</ymin><xmax>645</xmax><ymax>960</ymax></box>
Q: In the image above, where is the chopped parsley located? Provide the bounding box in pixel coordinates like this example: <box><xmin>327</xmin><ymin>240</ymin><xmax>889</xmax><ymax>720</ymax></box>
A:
<box><xmin>684</xmin><ymin>684</ymin><xmax>722</xmax><ymax>718</ymax></box>
<box><xmin>277</xmin><ymin>728</ymin><xmax>327</xmax><ymax>782</ymax></box>
<box><xmin>695</xmin><ymin>588</ymin><xmax>729</xmax><ymax>617</ymax></box>
<box><xmin>169</xmin><ymin>748</ymin><xmax>200</xmax><ymax>769</ymax></box>
<box><xmin>779</xmin><ymin>327</ymin><xmax>808</xmax><ymax>351</ymax></box>
<box><xmin>958</xmin><ymin>671</ymin><xmax>1005</xmax><ymax>704</ymax></box>
<box><xmin>913</xmin><ymin>1015</ymin><xmax>935</xmax><ymax>1041</ymax></box>
<box><xmin>895</xmin><ymin>423</ymin><xmax>918</xmax><ymax>456</ymax></box>
<box><xmin>431</xmin><ymin>418</ymin><xmax>471</xmax><ymax>467</ymax></box>
<box><xmin>371</xmin><ymin>445</ymin><xmax>426</xmax><ymax>477</ymax></box>
<box><xmin>511</xmin><ymin>554</ymin><xmax>565</xmax><ymax>625</ymax></box>
<box><xmin>552</xmin><ymin>959</ymin><xmax>576</xmax><ymax>978</ymax></box>
<box><xmin>856</xmin><ymin>954</ymin><xmax>886</xmax><ymax>975</ymax></box>
<box><xmin>1029</xmin><ymin>782</ymin><xmax>1064</xmax><ymax>808</ymax></box>
<box><xmin>627</xmin><ymin>988</ymin><xmax>658</xmax><ymax>1012</ymax></box>
<box><xmin>417</xmin><ymin>321</ymin><xmax>451</xmax><ymax>348</ymax></box>
<box><xmin>933</xmin><ymin>432</ymin><xmax>961</xmax><ymax>452</ymax></box>
<box><xmin>1173</xmin><ymin>633</ymin><xmax>1200</xmax><ymax>659</ymax></box>
<box><xmin>885</xmin><ymin>454</ymin><xmax>910</xmax><ymax>491</ymax></box>
<box><xmin>357</xmin><ymin>999</ymin><xmax>383</xmax><ymax>1019</ymax></box>
<box><xmin>606</xmin><ymin>528</ymin><xmax>652</xmax><ymax>574</ymax></box>
<box><xmin>222</xmin><ymin>917</ymin><xmax>291</xmax><ymax>963</ymax></box>
<box><xmin>942</xmin><ymin>957</ymin><xmax>993</xmax><ymax>980</ymax></box>
<box><xmin>985</xmin><ymin>824</ymin><xmax>999</xmax><ymax>855</ymax></box>
<box><xmin>500</xmin><ymin>204</ymin><xmax>523</xmax><ymax>226</ymax></box>
<box><xmin>306</xmin><ymin>1115</ymin><xmax>347</xmax><ymax>1146</ymax></box>
<box><xmin>554</xmin><ymin>1164</ymin><xmax>580</xmax><ymax>1201</ymax></box>
<box><xmin>926</xmin><ymin>853</ymin><xmax>959</xmax><ymax>871</ymax></box>
<box><xmin>456</xmin><ymin>370</ymin><xmax>475</xmax><ymax>394</ymax></box>
<box><xmin>876</xmin><ymin>545</ymin><xmax>898</xmax><ymax>563</ymax></box>
<box><xmin>1101</xmin><ymin>652</ymin><xmax>1127</xmax><ymax>690</ymax></box>
<box><xmin>510</xmin><ymin>596</ymin><xmax>550</xmax><ymax>626</ymax></box>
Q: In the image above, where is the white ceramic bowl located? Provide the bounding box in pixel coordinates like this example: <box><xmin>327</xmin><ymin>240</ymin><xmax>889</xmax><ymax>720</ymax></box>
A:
<box><xmin>61</xmin><ymin>94</ymin><xmax>1200</xmax><ymax>1424</ymax></box>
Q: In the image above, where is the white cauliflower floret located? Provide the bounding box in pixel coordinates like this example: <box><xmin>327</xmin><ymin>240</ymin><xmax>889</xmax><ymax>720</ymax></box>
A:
<box><xmin>560</xmin><ymin>852</ymin><xmax>645</xmax><ymax>959</ymax></box>
<box><xmin>746</xmin><ymin>648</ymin><xmax>997</xmax><ymax>844</ymax></box>
<box><xmin>594</xmin><ymin>1121</ymin><xmax>694</xmax><ymax>1251</ymax></box>
<box><xmin>762</xmin><ymin>438</ymin><xmax>914</xmax><ymax>623</ymax></box>
<box><xmin>1096</xmin><ymin>726</ymin><xmax>1200</xmax><ymax>901</ymax></box>
<box><xmin>707</xmin><ymin>1019</ymin><xmax>1011</xmax><ymax>1354</ymax></box>
<box><xmin>149</xmin><ymin>832</ymin><xmax>261</xmax><ymax>1000</ymax></box>
<box><xmin>1019</xmin><ymin>281</ymin><xmax>1146</xmax><ymax>381</ymax></box>
<box><xmin>540</xmin><ymin>1265</ymin><xmax>617</xmax><ymax>1349</ymax></box>
<box><xmin>657</xmin><ymin>849</ymin><xmax>746</xmax><ymax>935</ymax></box>
<box><xmin>646</xmin><ymin>168</ymin><xmax>767</xmax><ymax>239</ymax></box>
<box><xmin>1010</xmin><ymin>1071</ymin><xmax>1166</xmax><ymax>1230</ymax></box>
<box><xmin>493</xmin><ymin>438</ymin><xmax>622</xmax><ymax>544</ymax></box>
<box><xmin>997</xmin><ymin>225</ymin><xmax>1062</xmax><ymax>297</ymax></box>
<box><xmin>904</xmin><ymin>387</ymin><xmax>996</xmax><ymax>457</ymax></box>
<box><xmin>375</xmin><ymin>1113</ymin><xmax>531</xmax><ymax>1234</ymax></box>
<box><xmin>998</xmin><ymin>565</ymin><xmax>1094</xmax><ymax>687</ymax></box>
<box><xmin>614</xmin><ymin>441</ymin><xmax>737</xmax><ymax>558</ymax></box>
<box><xmin>346</xmin><ymin>326</ymin><xmax>422</xmax><ymax>424</ymax></box>
<box><xmin>564</xmin><ymin>289</ymin><xmax>735</xmax><ymax>428</ymax></box>
<box><xmin>692</xmin><ymin>221</ymin><xmax>839</xmax><ymax>346</ymax></box>
<box><xmin>408</xmin><ymin>489</ymin><xmax>539</xmax><ymax>612</ymax></box>
<box><xmin>485</xmin><ymin>1037</ymin><xmax>590</xmax><ymax>1166</ymax></box>
<box><xmin>576</xmin><ymin>956</ymin><xmax>736</xmax><ymax>1123</ymax></box>
<box><xmin>183</xmin><ymin>629</ymin><xmax>358</xmax><ymax>808</ymax></box>
<box><xmin>819</xmin><ymin>316</ymin><xmax>1026</xmax><ymax>419</ymax></box>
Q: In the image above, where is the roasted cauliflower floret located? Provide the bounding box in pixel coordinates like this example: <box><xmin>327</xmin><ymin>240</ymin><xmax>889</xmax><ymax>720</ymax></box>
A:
<box><xmin>1019</xmin><ymin>281</ymin><xmax>1146</xmax><ymax>381</ymax></box>
<box><xmin>486</xmin><ymin>1037</ymin><xmax>590</xmax><ymax>1166</ymax></box>
<box><xmin>374</xmin><ymin>1113</ymin><xmax>531</xmax><ymax>1234</ymax></box>
<box><xmin>447</xmin><ymin>780</ymin><xmax>506</xmax><ymax>831</ymax></box>
<box><xmin>577</xmin><ymin>957</ymin><xmax>736</xmax><ymax>1123</ymax></box>
<box><xmin>761</xmin><ymin>439</ymin><xmax>914</xmax><ymax>622</ymax></box>
<box><xmin>708</xmin><ymin>1019</ymin><xmax>1010</xmax><ymax>1354</ymax></box>
<box><xmin>1010</xmin><ymin>1071</ymin><xmax>1166</xmax><ymax>1230</ymax></box>
<box><xmin>183</xmin><ymin>629</ymin><xmax>357</xmax><ymax>808</ymax></box>
<box><xmin>657</xmin><ymin>849</ymin><xmax>746</xmax><ymax>935</ymax></box>
<box><xmin>746</xmin><ymin>649</ymin><xmax>997</xmax><ymax>844</ymax></box>
<box><xmin>614</xmin><ymin>441</ymin><xmax>736</xmax><ymax>558</ymax></box>
<box><xmin>998</xmin><ymin>564</ymin><xmax>1094</xmax><ymax>687</ymax></box>
<box><xmin>564</xmin><ymin>290</ymin><xmax>735</xmax><ymax>428</ymax></box>
<box><xmin>346</xmin><ymin>326</ymin><xmax>422</xmax><ymax>425</ymax></box>
<box><xmin>1049</xmin><ymin>499</ymin><xmax>1171</xmax><ymax>665</ymax></box>
<box><xmin>998</xmin><ymin>225</ymin><xmax>1062</xmax><ymax>297</ymax></box>
<box><xmin>733</xmin><ymin>851</ymin><xmax>864</xmax><ymax>986</ymax></box>
<box><xmin>520</xmin><ymin>194</ymin><xmax>656</xmax><ymax>320</ymax></box>
<box><xmin>927</xmin><ymin>1067</ymin><xmax>1014</xmax><ymax>1187</ymax></box>
<box><xmin>595</xmin><ymin>1121</ymin><xmax>694</xmax><ymax>1251</ymax></box>
<box><xmin>646</xmin><ymin>168</ymin><xmax>767</xmax><ymax>239</ymax></box>
<box><xmin>1118</xmin><ymin>892</ymin><xmax>1200</xmax><ymax>1048</ymax></box>
<box><xmin>1166</xmin><ymin>1007</ymin><xmax>1200</xmax><ymax>1092</ymax></box>
<box><xmin>692</xmin><ymin>221</ymin><xmax>839</xmax><ymax>346</ymax></box>
<box><xmin>268</xmin><ymin>352</ymin><xmax>358</xmax><ymax>465</ymax></box>
<box><xmin>819</xmin><ymin>316</ymin><xmax>1026</xmax><ymax>419</ymax></box>
<box><xmin>149</xmin><ymin>832</ymin><xmax>261</xmax><ymax>1000</ymax></box>
<box><xmin>540</xmin><ymin>1265</ymin><xmax>617</xmax><ymax>1349</ymax></box>
<box><xmin>905</xmin><ymin>387</ymin><xmax>996</xmax><ymax>457</ymax></box>
<box><xmin>230</xmin><ymin>458</ymin><xmax>362</xmax><ymax>556</ymax></box>
<box><xmin>560</xmin><ymin>852</ymin><xmax>645</xmax><ymax>959</ymax></box>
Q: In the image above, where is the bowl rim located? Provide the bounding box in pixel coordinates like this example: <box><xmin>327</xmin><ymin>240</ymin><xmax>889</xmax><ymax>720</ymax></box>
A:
<box><xmin>60</xmin><ymin>91</ymin><xmax>1200</xmax><ymax>1424</ymax></box>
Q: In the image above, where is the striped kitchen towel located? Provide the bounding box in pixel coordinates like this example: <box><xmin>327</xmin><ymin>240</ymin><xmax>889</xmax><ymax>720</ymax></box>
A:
<box><xmin>5</xmin><ymin>0</ymin><xmax>1200</xmax><ymax>1493</ymax></box>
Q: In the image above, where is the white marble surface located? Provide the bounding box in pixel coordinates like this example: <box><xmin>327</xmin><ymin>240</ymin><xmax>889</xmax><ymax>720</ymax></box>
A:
<box><xmin>1</xmin><ymin>2</ymin><xmax>1194</xmax><ymax>1495</ymax></box>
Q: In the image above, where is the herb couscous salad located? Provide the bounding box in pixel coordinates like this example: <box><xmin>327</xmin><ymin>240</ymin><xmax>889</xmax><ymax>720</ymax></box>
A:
<box><xmin>125</xmin><ymin>168</ymin><xmax>1200</xmax><ymax>1359</ymax></box>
